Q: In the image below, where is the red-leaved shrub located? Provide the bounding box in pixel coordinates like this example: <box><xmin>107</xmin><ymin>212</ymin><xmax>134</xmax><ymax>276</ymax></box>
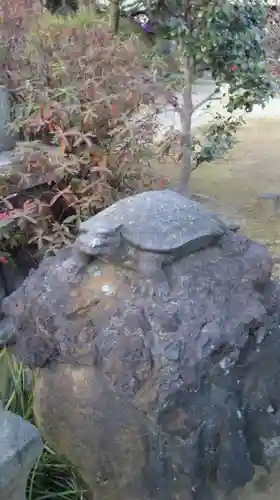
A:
<box><xmin>0</xmin><ymin>10</ymin><xmax>161</xmax><ymax>255</ymax></box>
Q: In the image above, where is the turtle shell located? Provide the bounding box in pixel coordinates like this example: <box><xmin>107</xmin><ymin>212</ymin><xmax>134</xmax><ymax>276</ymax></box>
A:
<box><xmin>79</xmin><ymin>189</ymin><xmax>227</xmax><ymax>253</ymax></box>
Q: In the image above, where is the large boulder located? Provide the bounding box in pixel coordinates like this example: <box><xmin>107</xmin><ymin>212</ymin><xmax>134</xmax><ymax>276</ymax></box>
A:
<box><xmin>1</xmin><ymin>191</ymin><xmax>280</xmax><ymax>500</ymax></box>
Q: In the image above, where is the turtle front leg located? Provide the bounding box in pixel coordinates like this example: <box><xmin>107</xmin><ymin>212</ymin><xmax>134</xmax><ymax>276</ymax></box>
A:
<box><xmin>136</xmin><ymin>252</ymin><xmax>171</xmax><ymax>299</ymax></box>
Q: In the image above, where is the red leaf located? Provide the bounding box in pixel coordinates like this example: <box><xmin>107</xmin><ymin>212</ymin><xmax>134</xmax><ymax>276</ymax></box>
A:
<box><xmin>0</xmin><ymin>212</ymin><xmax>9</xmax><ymax>220</ymax></box>
<box><xmin>159</xmin><ymin>176</ymin><xmax>168</xmax><ymax>189</ymax></box>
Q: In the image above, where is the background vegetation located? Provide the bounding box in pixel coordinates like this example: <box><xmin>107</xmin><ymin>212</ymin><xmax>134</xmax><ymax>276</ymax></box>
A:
<box><xmin>0</xmin><ymin>3</ymin><xmax>165</xmax><ymax>261</ymax></box>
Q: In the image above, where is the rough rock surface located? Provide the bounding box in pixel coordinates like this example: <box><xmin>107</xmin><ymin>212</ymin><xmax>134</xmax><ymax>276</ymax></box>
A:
<box><xmin>1</xmin><ymin>194</ymin><xmax>280</xmax><ymax>500</ymax></box>
<box><xmin>0</xmin><ymin>402</ymin><xmax>44</xmax><ymax>500</ymax></box>
<box><xmin>75</xmin><ymin>189</ymin><xmax>227</xmax><ymax>298</ymax></box>
<box><xmin>0</xmin><ymin>86</ymin><xmax>17</xmax><ymax>152</ymax></box>
<box><xmin>77</xmin><ymin>189</ymin><xmax>227</xmax><ymax>253</ymax></box>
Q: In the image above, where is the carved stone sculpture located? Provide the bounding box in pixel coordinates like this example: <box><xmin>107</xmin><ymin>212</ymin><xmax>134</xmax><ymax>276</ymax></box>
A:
<box><xmin>1</xmin><ymin>189</ymin><xmax>280</xmax><ymax>500</ymax></box>
<box><xmin>74</xmin><ymin>189</ymin><xmax>227</xmax><ymax>296</ymax></box>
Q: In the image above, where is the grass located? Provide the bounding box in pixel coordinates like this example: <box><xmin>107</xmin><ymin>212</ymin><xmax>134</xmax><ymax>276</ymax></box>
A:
<box><xmin>0</xmin><ymin>348</ymin><xmax>88</xmax><ymax>500</ymax></box>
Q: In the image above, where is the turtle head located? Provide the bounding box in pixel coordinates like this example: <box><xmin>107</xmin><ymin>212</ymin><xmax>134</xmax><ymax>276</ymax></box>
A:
<box><xmin>75</xmin><ymin>223</ymin><xmax>123</xmax><ymax>258</ymax></box>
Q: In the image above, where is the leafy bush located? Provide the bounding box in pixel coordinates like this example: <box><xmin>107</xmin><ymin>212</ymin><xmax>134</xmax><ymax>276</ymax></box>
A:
<box><xmin>0</xmin><ymin>0</ymin><xmax>41</xmax><ymax>70</ymax></box>
<box><xmin>266</xmin><ymin>5</ymin><xmax>280</xmax><ymax>79</ymax></box>
<box><xmin>138</xmin><ymin>0</ymin><xmax>275</xmax><ymax>192</ymax></box>
<box><xmin>0</xmin><ymin>7</ymin><xmax>160</xmax><ymax>257</ymax></box>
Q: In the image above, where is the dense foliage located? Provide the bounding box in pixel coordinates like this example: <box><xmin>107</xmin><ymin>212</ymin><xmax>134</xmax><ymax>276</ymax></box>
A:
<box><xmin>157</xmin><ymin>0</ymin><xmax>275</xmax><ymax>187</ymax></box>
<box><xmin>156</xmin><ymin>0</ymin><xmax>272</xmax><ymax>106</ymax></box>
<box><xmin>115</xmin><ymin>0</ymin><xmax>276</xmax><ymax>188</ymax></box>
<box><xmin>266</xmin><ymin>4</ymin><xmax>280</xmax><ymax>78</ymax></box>
<box><xmin>0</xmin><ymin>6</ymin><xmax>161</xmax><ymax>259</ymax></box>
<box><xmin>0</xmin><ymin>0</ymin><xmax>276</xmax><ymax>250</ymax></box>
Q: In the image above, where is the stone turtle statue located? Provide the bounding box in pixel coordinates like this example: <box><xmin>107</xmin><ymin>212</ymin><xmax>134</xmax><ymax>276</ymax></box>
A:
<box><xmin>1</xmin><ymin>190</ymin><xmax>280</xmax><ymax>500</ymax></box>
<box><xmin>74</xmin><ymin>189</ymin><xmax>228</xmax><ymax>296</ymax></box>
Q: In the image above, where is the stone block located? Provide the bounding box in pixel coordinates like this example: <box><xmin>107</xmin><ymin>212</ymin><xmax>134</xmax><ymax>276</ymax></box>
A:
<box><xmin>0</xmin><ymin>403</ymin><xmax>44</xmax><ymax>500</ymax></box>
<box><xmin>0</xmin><ymin>86</ymin><xmax>17</xmax><ymax>153</ymax></box>
<box><xmin>257</xmin><ymin>193</ymin><xmax>280</xmax><ymax>217</ymax></box>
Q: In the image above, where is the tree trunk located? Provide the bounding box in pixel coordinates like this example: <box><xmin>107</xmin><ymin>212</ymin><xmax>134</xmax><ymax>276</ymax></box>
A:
<box><xmin>109</xmin><ymin>0</ymin><xmax>120</xmax><ymax>34</ymax></box>
<box><xmin>179</xmin><ymin>56</ymin><xmax>193</xmax><ymax>197</ymax></box>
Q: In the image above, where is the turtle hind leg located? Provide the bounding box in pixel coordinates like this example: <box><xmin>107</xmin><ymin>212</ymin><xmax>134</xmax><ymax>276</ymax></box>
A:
<box><xmin>136</xmin><ymin>252</ymin><xmax>171</xmax><ymax>299</ymax></box>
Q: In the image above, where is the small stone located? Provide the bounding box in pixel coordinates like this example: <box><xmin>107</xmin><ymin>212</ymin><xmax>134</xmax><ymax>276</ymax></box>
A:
<box><xmin>0</xmin><ymin>407</ymin><xmax>44</xmax><ymax>500</ymax></box>
<box><xmin>0</xmin><ymin>318</ymin><xmax>17</xmax><ymax>346</ymax></box>
<box><xmin>257</xmin><ymin>193</ymin><xmax>280</xmax><ymax>217</ymax></box>
<box><xmin>0</xmin><ymin>86</ymin><xmax>17</xmax><ymax>153</ymax></box>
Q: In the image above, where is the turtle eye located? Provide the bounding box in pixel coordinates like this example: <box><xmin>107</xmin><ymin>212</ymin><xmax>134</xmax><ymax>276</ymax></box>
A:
<box><xmin>90</xmin><ymin>236</ymin><xmax>104</xmax><ymax>246</ymax></box>
<box><xmin>96</xmin><ymin>229</ymin><xmax>117</xmax><ymax>239</ymax></box>
<box><xmin>79</xmin><ymin>229</ymin><xmax>88</xmax><ymax>235</ymax></box>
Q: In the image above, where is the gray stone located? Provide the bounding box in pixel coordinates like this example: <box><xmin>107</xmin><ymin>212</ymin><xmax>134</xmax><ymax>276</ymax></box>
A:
<box><xmin>0</xmin><ymin>150</ymin><xmax>19</xmax><ymax>172</ymax></box>
<box><xmin>2</xmin><ymin>204</ymin><xmax>280</xmax><ymax>500</ymax></box>
<box><xmin>75</xmin><ymin>189</ymin><xmax>228</xmax><ymax>295</ymax></box>
<box><xmin>0</xmin><ymin>405</ymin><xmax>44</xmax><ymax>500</ymax></box>
<box><xmin>0</xmin><ymin>245</ymin><xmax>38</xmax><ymax>323</ymax></box>
<box><xmin>257</xmin><ymin>192</ymin><xmax>280</xmax><ymax>217</ymax></box>
<box><xmin>0</xmin><ymin>86</ymin><xmax>17</xmax><ymax>153</ymax></box>
<box><xmin>0</xmin><ymin>318</ymin><xmax>17</xmax><ymax>346</ymax></box>
<box><xmin>77</xmin><ymin>189</ymin><xmax>227</xmax><ymax>253</ymax></box>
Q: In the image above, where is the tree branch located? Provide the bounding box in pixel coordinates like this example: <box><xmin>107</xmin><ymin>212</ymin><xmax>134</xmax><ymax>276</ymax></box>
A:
<box><xmin>192</xmin><ymin>89</ymin><xmax>220</xmax><ymax>113</ymax></box>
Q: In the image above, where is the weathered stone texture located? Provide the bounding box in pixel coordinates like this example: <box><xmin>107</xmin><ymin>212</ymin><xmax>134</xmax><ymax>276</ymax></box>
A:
<box><xmin>0</xmin><ymin>404</ymin><xmax>43</xmax><ymax>500</ymax></box>
<box><xmin>1</xmin><ymin>192</ymin><xmax>280</xmax><ymax>500</ymax></box>
<box><xmin>0</xmin><ymin>86</ymin><xmax>17</xmax><ymax>152</ymax></box>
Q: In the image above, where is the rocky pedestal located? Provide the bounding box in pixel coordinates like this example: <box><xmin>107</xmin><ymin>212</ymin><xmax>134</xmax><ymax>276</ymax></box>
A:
<box><xmin>1</xmin><ymin>190</ymin><xmax>280</xmax><ymax>500</ymax></box>
<box><xmin>0</xmin><ymin>403</ymin><xmax>44</xmax><ymax>500</ymax></box>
